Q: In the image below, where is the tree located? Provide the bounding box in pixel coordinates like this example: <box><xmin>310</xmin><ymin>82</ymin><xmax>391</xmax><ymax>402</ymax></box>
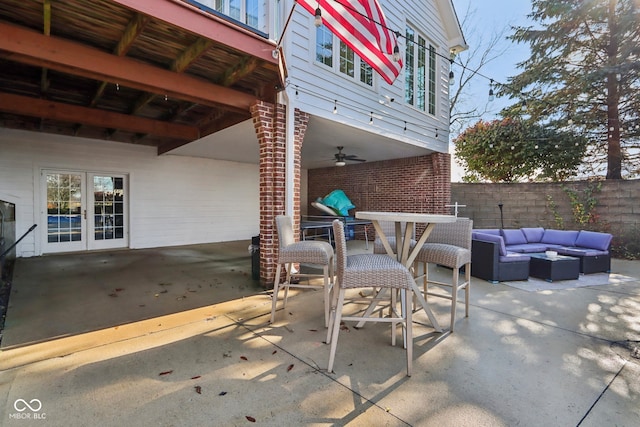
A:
<box><xmin>502</xmin><ymin>0</ymin><xmax>640</xmax><ymax>180</ymax></box>
<box><xmin>454</xmin><ymin>117</ymin><xmax>587</xmax><ymax>182</ymax></box>
<box><xmin>448</xmin><ymin>4</ymin><xmax>512</xmax><ymax>136</ymax></box>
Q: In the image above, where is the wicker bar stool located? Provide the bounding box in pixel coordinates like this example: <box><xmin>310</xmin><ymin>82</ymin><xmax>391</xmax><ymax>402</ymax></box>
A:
<box><xmin>327</xmin><ymin>219</ymin><xmax>415</xmax><ymax>376</ymax></box>
<box><xmin>270</xmin><ymin>215</ymin><xmax>335</xmax><ymax>327</ymax></box>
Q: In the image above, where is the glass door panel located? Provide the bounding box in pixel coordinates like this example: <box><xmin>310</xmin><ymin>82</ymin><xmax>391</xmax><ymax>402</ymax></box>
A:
<box><xmin>44</xmin><ymin>171</ymin><xmax>86</xmax><ymax>252</ymax></box>
<box><xmin>89</xmin><ymin>174</ymin><xmax>127</xmax><ymax>250</ymax></box>
<box><xmin>42</xmin><ymin>171</ymin><xmax>128</xmax><ymax>253</ymax></box>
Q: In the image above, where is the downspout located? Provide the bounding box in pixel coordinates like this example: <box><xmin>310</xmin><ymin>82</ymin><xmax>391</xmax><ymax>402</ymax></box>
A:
<box><xmin>279</xmin><ymin>0</ymin><xmax>296</xmax><ymax>218</ymax></box>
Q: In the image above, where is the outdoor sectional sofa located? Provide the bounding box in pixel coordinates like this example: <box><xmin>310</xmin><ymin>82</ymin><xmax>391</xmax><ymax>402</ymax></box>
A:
<box><xmin>471</xmin><ymin>227</ymin><xmax>613</xmax><ymax>283</ymax></box>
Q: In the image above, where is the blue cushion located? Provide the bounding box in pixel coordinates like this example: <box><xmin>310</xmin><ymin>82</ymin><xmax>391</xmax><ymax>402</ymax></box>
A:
<box><xmin>574</xmin><ymin>230</ymin><xmax>612</xmax><ymax>251</ymax></box>
<box><xmin>501</xmin><ymin>229</ymin><xmax>527</xmax><ymax>245</ymax></box>
<box><xmin>557</xmin><ymin>247</ymin><xmax>608</xmax><ymax>257</ymax></box>
<box><xmin>322</xmin><ymin>190</ymin><xmax>355</xmax><ymax>217</ymax></box>
<box><xmin>500</xmin><ymin>253</ymin><xmax>530</xmax><ymax>263</ymax></box>
<box><xmin>506</xmin><ymin>243</ymin><xmax>548</xmax><ymax>253</ymax></box>
<box><xmin>521</xmin><ymin>227</ymin><xmax>545</xmax><ymax>243</ymax></box>
<box><xmin>474</xmin><ymin>232</ymin><xmax>506</xmax><ymax>256</ymax></box>
<box><xmin>541</xmin><ymin>229</ymin><xmax>579</xmax><ymax>246</ymax></box>
<box><xmin>473</xmin><ymin>229</ymin><xmax>501</xmax><ymax>235</ymax></box>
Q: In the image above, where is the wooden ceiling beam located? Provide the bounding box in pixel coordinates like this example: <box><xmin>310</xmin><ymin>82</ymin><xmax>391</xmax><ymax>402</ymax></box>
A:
<box><xmin>0</xmin><ymin>93</ymin><xmax>200</xmax><ymax>140</ymax></box>
<box><xmin>0</xmin><ymin>23</ymin><xmax>257</xmax><ymax>112</ymax></box>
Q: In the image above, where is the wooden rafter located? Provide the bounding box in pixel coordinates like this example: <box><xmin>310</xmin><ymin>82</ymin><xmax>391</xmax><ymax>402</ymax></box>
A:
<box><xmin>0</xmin><ymin>23</ymin><xmax>257</xmax><ymax>111</ymax></box>
<box><xmin>0</xmin><ymin>93</ymin><xmax>199</xmax><ymax>140</ymax></box>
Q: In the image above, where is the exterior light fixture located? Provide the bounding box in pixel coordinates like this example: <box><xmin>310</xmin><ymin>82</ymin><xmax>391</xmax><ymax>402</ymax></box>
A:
<box><xmin>314</xmin><ymin>7</ymin><xmax>322</xmax><ymax>27</ymax></box>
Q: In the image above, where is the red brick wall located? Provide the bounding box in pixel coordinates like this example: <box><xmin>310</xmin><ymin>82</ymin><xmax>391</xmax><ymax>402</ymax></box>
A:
<box><xmin>251</xmin><ymin>101</ymin><xmax>309</xmax><ymax>287</ymax></box>
<box><xmin>308</xmin><ymin>152</ymin><xmax>452</xmax><ymax>236</ymax></box>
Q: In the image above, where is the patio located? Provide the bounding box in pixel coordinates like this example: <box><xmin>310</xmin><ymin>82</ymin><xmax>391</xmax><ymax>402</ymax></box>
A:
<box><xmin>1</xmin><ymin>240</ymin><xmax>639</xmax><ymax>426</ymax></box>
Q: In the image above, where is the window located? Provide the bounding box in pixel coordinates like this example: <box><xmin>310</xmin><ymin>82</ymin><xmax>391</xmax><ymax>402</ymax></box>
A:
<box><xmin>196</xmin><ymin>0</ymin><xmax>262</xmax><ymax>29</ymax></box>
<box><xmin>315</xmin><ymin>26</ymin><xmax>373</xmax><ymax>86</ymax></box>
<box><xmin>405</xmin><ymin>26</ymin><xmax>436</xmax><ymax>115</ymax></box>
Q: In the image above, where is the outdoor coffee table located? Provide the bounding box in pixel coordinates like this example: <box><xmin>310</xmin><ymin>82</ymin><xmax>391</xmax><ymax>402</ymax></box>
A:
<box><xmin>529</xmin><ymin>253</ymin><xmax>580</xmax><ymax>282</ymax></box>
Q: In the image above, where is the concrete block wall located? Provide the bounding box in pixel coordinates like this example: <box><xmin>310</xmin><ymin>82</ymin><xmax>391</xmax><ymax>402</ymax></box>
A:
<box><xmin>450</xmin><ymin>180</ymin><xmax>640</xmax><ymax>238</ymax></box>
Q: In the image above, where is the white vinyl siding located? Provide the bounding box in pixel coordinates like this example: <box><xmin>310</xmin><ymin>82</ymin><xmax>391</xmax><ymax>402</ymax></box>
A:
<box><xmin>0</xmin><ymin>129</ymin><xmax>260</xmax><ymax>257</ymax></box>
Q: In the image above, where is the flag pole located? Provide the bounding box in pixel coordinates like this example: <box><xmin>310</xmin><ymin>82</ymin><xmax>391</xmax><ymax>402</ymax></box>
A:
<box><xmin>273</xmin><ymin>1</ymin><xmax>298</xmax><ymax>57</ymax></box>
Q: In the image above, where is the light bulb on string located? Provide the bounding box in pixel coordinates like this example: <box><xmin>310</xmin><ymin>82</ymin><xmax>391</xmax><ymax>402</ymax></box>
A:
<box><xmin>488</xmin><ymin>79</ymin><xmax>495</xmax><ymax>102</ymax></box>
<box><xmin>392</xmin><ymin>31</ymin><xmax>401</xmax><ymax>62</ymax></box>
<box><xmin>333</xmin><ymin>100</ymin><xmax>337</xmax><ymax>114</ymax></box>
<box><xmin>369</xmin><ymin>112</ymin><xmax>373</xmax><ymax>125</ymax></box>
<box><xmin>448</xmin><ymin>59</ymin><xmax>455</xmax><ymax>86</ymax></box>
<box><xmin>521</xmin><ymin>100</ymin><xmax>527</xmax><ymax>111</ymax></box>
<box><xmin>403</xmin><ymin>121</ymin><xmax>407</xmax><ymax>133</ymax></box>
<box><xmin>314</xmin><ymin>6</ymin><xmax>322</xmax><ymax>27</ymax></box>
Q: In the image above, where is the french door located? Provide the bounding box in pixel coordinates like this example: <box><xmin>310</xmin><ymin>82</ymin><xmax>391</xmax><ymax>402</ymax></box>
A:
<box><xmin>43</xmin><ymin>170</ymin><xmax>128</xmax><ymax>253</ymax></box>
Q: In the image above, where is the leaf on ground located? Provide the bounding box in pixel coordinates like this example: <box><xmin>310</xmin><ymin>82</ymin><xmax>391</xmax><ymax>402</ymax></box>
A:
<box><xmin>240</xmin><ymin>356</ymin><xmax>248</xmax><ymax>361</ymax></box>
<box><xmin>159</xmin><ymin>289</ymin><xmax>168</xmax><ymax>294</ymax></box>
<box><xmin>115</xmin><ymin>288</ymin><xmax>124</xmax><ymax>292</ymax></box>
<box><xmin>191</xmin><ymin>375</ymin><xmax>201</xmax><ymax>380</ymax></box>
<box><xmin>159</xmin><ymin>370</ymin><xmax>173</xmax><ymax>376</ymax></box>
<box><xmin>246</xmin><ymin>416</ymin><xmax>256</xmax><ymax>422</ymax></box>
<box><xmin>287</xmin><ymin>364</ymin><xmax>294</xmax><ymax>372</ymax></box>
<box><xmin>108</xmin><ymin>293</ymin><xmax>118</xmax><ymax>297</ymax></box>
<box><xmin>194</xmin><ymin>385</ymin><xmax>202</xmax><ymax>394</ymax></box>
<box><xmin>272</xmin><ymin>350</ymin><xmax>277</xmax><ymax>355</ymax></box>
<box><xmin>219</xmin><ymin>391</ymin><xmax>227</xmax><ymax>396</ymax></box>
<box><xmin>308</xmin><ymin>329</ymin><xmax>318</xmax><ymax>332</ymax></box>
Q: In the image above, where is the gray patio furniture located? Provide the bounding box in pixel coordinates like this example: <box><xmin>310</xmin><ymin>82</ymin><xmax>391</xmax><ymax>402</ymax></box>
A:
<box><xmin>413</xmin><ymin>218</ymin><xmax>473</xmax><ymax>332</ymax></box>
<box><xmin>327</xmin><ymin>219</ymin><xmax>415</xmax><ymax>376</ymax></box>
<box><xmin>270</xmin><ymin>215</ymin><xmax>335</xmax><ymax>327</ymax></box>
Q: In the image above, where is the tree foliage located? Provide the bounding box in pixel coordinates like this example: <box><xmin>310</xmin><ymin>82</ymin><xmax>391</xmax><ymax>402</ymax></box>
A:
<box><xmin>500</xmin><ymin>0</ymin><xmax>640</xmax><ymax>179</ymax></box>
<box><xmin>454</xmin><ymin>117</ymin><xmax>587</xmax><ymax>182</ymax></box>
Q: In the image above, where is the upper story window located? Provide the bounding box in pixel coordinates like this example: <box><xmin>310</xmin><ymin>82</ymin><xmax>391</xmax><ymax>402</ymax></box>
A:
<box><xmin>315</xmin><ymin>25</ymin><xmax>374</xmax><ymax>86</ymax></box>
<box><xmin>194</xmin><ymin>0</ymin><xmax>262</xmax><ymax>29</ymax></box>
<box><xmin>405</xmin><ymin>26</ymin><xmax>436</xmax><ymax>115</ymax></box>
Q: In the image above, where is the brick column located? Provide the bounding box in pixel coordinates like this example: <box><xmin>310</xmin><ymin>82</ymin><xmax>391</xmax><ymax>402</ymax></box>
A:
<box><xmin>251</xmin><ymin>101</ymin><xmax>309</xmax><ymax>287</ymax></box>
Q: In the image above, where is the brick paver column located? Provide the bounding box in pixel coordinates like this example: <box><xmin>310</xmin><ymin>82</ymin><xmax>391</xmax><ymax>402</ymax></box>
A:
<box><xmin>251</xmin><ymin>101</ymin><xmax>309</xmax><ymax>287</ymax></box>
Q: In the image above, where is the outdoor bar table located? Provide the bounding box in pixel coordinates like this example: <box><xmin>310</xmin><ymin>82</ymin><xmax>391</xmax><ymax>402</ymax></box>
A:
<box><xmin>355</xmin><ymin>211</ymin><xmax>457</xmax><ymax>333</ymax></box>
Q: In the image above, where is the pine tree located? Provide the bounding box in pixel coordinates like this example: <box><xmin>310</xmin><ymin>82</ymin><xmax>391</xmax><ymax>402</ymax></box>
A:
<box><xmin>503</xmin><ymin>0</ymin><xmax>639</xmax><ymax>179</ymax></box>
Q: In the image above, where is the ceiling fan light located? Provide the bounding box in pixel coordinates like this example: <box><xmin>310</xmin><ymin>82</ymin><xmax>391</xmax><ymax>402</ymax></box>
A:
<box><xmin>335</xmin><ymin>161</ymin><xmax>346</xmax><ymax>167</ymax></box>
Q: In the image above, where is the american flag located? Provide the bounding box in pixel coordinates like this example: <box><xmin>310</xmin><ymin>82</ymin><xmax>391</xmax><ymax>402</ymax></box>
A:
<box><xmin>296</xmin><ymin>0</ymin><xmax>402</xmax><ymax>85</ymax></box>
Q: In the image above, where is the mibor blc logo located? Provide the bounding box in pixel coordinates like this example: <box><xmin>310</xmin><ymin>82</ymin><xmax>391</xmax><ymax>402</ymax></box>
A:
<box><xmin>9</xmin><ymin>398</ymin><xmax>46</xmax><ymax>420</ymax></box>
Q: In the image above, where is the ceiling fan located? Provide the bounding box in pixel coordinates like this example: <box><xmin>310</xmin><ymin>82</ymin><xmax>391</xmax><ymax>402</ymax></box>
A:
<box><xmin>334</xmin><ymin>146</ymin><xmax>366</xmax><ymax>166</ymax></box>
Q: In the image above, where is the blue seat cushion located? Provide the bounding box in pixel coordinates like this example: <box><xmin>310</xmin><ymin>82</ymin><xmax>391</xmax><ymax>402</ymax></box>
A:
<box><xmin>574</xmin><ymin>230</ymin><xmax>612</xmax><ymax>251</ymax></box>
<box><xmin>506</xmin><ymin>243</ymin><xmax>548</xmax><ymax>253</ymax></box>
<box><xmin>500</xmin><ymin>252</ymin><xmax>530</xmax><ymax>263</ymax></box>
<box><xmin>501</xmin><ymin>229</ymin><xmax>527</xmax><ymax>245</ymax></box>
<box><xmin>541</xmin><ymin>229</ymin><xmax>579</xmax><ymax>246</ymax></box>
<box><xmin>521</xmin><ymin>227</ymin><xmax>545</xmax><ymax>243</ymax></box>
<box><xmin>557</xmin><ymin>247</ymin><xmax>609</xmax><ymax>257</ymax></box>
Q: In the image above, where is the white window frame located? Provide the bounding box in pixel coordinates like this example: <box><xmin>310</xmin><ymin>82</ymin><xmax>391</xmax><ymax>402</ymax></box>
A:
<box><xmin>405</xmin><ymin>24</ymin><xmax>437</xmax><ymax>116</ymax></box>
<box><xmin>315</xmin><ymin>25</ymin><xmax>375</xmax><ymax>87</ymax></box>
<box><xmin>193</xmin><ymin>0</ymin><xmax>263</xmax><ymax>30</ymax></box>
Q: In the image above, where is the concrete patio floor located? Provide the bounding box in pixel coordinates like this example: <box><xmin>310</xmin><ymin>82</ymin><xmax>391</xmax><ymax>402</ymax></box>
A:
<box><xmin>0</xmin><ymin>240</ymin><xmax>639</xmax><ymax>426</ymax></box>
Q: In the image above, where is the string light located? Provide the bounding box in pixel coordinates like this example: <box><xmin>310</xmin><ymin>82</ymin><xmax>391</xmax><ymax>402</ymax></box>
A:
<box><xmin>314</xmin><ymin>5</ymin><xmax>322</xmax><ymax>27</ymax></box>
<box><xmin>448</xmin><ymin>59</ymin><xmax>455</xmax><ymax>86</ymax></box>
<box><xmin>435</xmin><ymin>128</ymin><xmax>439</xmax><ymax>138</ymax></box>
<box><xmin>521</xmin><ymin>100</ymin><xmax>528</xmax><ymax>111</ymax></box>
<box><xmin>369</xmin><ymin>111</ymin><xmax>374</xmax><ymax>125</ymax></box>
<box><xmin>403</xmin><ymin>121</ymin><xmax>407</xmax><ymax>132</ymax></box>
<box><xmin>488</xmin><ymin>79</ymin><xmax>495</xmax><ymax>102</ymax></box>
